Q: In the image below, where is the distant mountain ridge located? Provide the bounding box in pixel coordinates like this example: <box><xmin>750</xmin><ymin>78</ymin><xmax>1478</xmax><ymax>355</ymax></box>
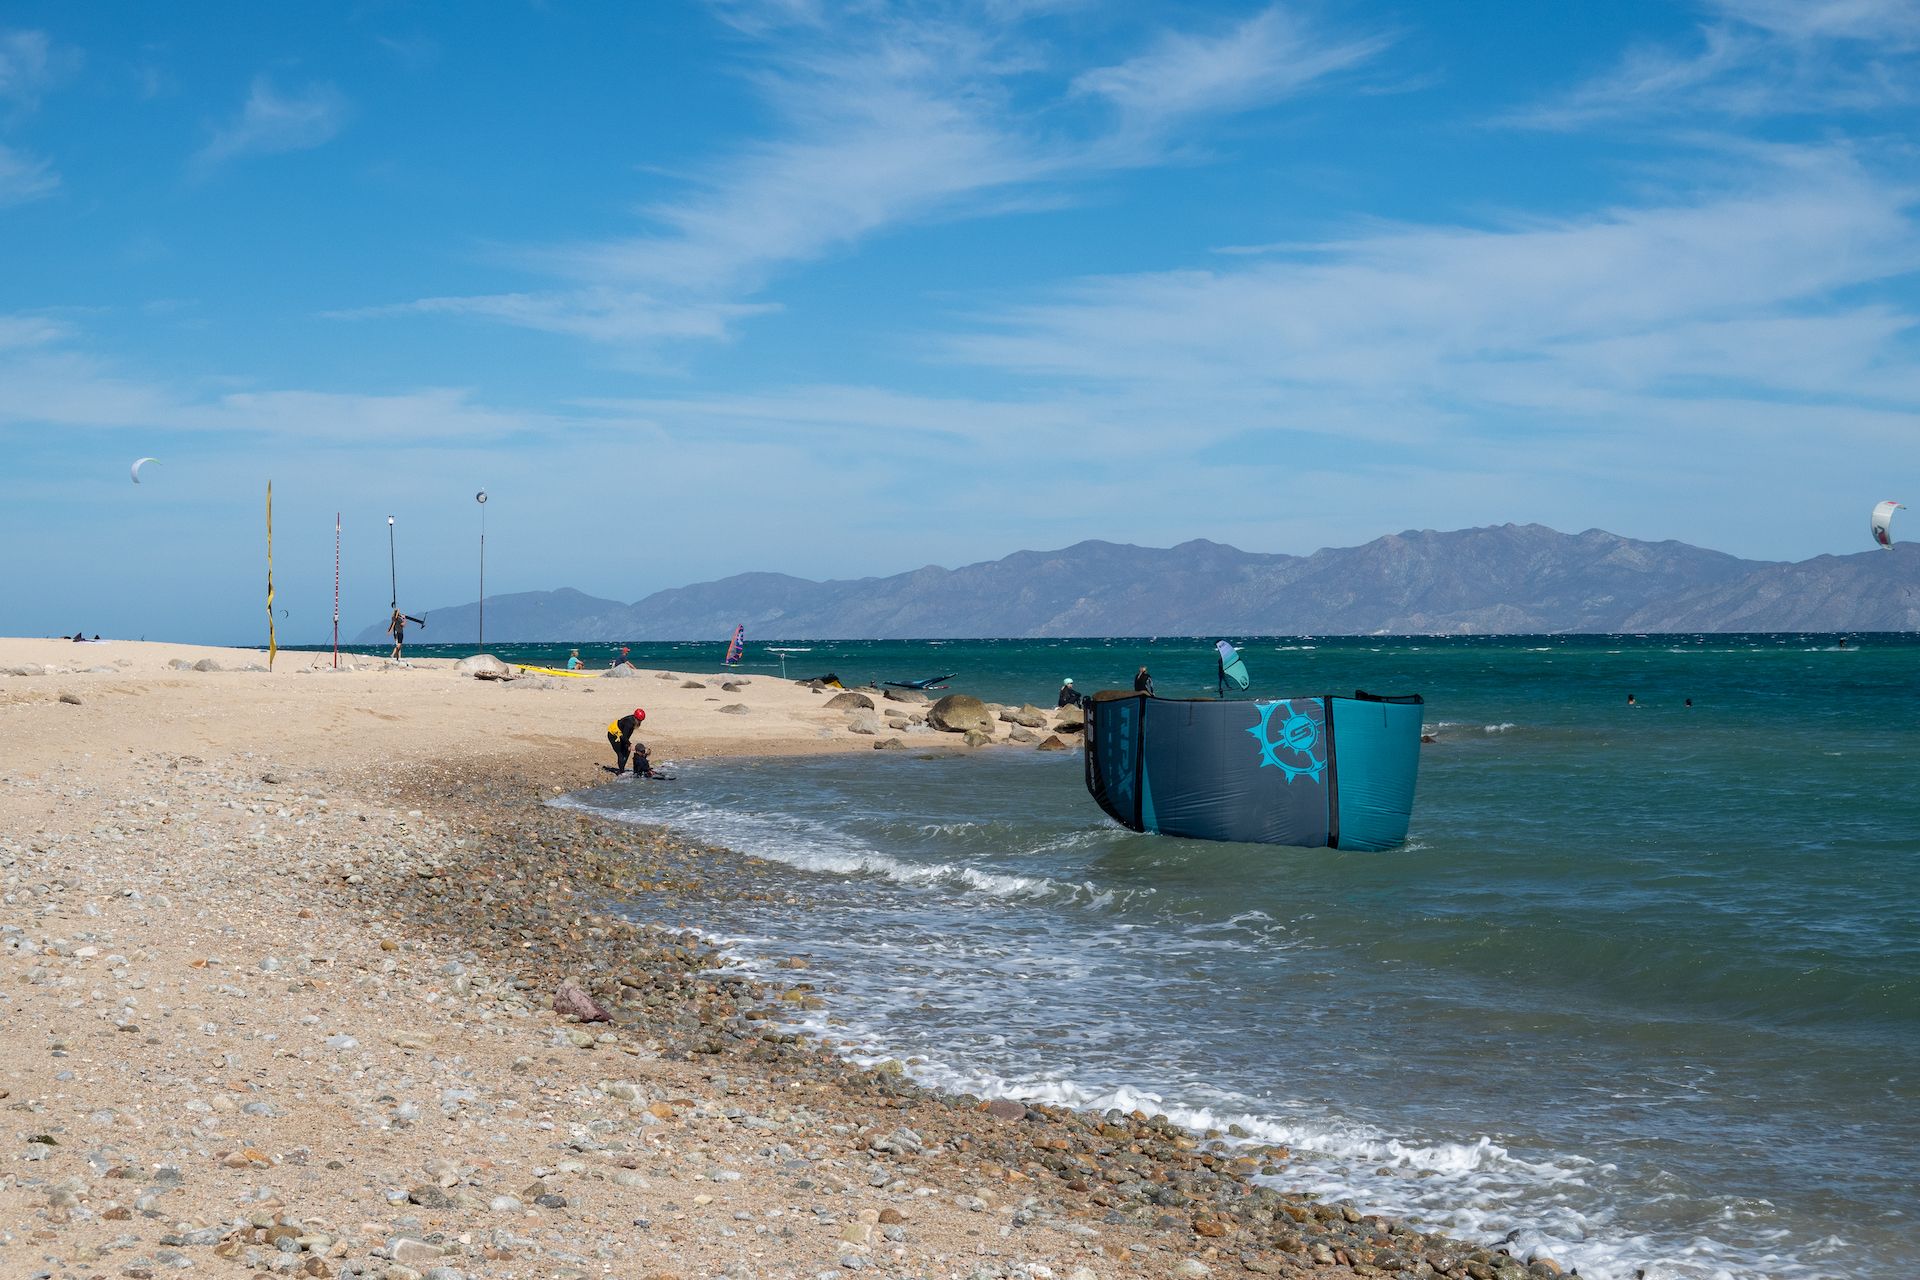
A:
<box><xmin>355</xmin><ymin>524</ymin><xmax>1920</xmax><ymax>642</ymax></box>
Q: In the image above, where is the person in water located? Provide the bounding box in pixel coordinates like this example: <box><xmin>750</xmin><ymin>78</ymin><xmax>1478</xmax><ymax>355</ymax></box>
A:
<box><xmin>1627</xmin><ymin>693</ymin><xmax>1638</xmax><ymax>707</ymax></box>
<box><xmin>1134</xmin><ymin>666</ymin><xmax>1153</xmax><ymax>694</ymax></box>
<box><xmin>566</xmin><ymin>649</ymin><xmax>583</xmax><ymax>671</ymax></box>
<box><xmin>607</xmin><ymin>708</ymin><xmax>647</xmax><ymax>774</ymax></box>
<box><xmin>1056</xmin><ymin>678</ymin><xmax>1082</xmax><ymax>708</ymax></box>
<box><xmin>387</xmin><ymin>609</ymin><xmax>424</xmax><ymax>660</ymax></box>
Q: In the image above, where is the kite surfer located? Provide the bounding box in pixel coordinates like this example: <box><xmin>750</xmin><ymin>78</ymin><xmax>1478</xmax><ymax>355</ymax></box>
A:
<box><xmin>1056</xmin><ymin>678</ymin><xmax>1082</xmax><ymax>708</ymax></box>
<box><xmin>1134</xmin><ymin>666</ymin><xmax>1153</xmax><ymax>694</ymax></box>
<box><xmin>387</xmin><ymin>609</ymin><xmax>425</xmax><ymax>661</ymax></box>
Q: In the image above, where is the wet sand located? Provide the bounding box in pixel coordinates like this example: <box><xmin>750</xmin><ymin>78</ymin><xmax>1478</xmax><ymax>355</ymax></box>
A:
<box><xmin>0</xmin><ymin>640</ymin><xmax>1555</xmax><ymax>1280</ymax></box>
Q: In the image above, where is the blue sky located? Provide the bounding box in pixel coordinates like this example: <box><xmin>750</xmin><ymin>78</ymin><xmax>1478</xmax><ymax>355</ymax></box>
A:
<box><xmin>3</xmin><ymin>1</ymin><xmax>1917</xmax><ymax>643</ymax></box>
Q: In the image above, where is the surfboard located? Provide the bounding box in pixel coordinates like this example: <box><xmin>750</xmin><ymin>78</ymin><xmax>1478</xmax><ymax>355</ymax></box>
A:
<box><xmin>515</xmin><ymin>664</ymin><xmax>597</xmax><ymax>679</ymax></box>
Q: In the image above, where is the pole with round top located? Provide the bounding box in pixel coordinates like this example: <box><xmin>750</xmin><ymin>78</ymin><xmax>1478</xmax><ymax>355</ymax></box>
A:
<box><xmin>476</xmin><ymin>491</ymin><xmax>488</xmax><ymax>653</ymax></box>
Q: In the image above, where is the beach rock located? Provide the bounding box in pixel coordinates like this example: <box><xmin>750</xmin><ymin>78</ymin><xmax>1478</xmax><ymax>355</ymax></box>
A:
<box><xmin>718</xmin><ymin>703</ymin><xmax>750</xmax><ymax>715</ymax></box>
<box><xmin>823</xmin><ymin>692</ymin><xmax>875</xmax><ymax>711</ymax></box>
<box><xmin>454</xmin><ymin>654</ymin><xmax>514</xmax><ymax>680</ymax></box>
<box><xmin>58</xmin><ymin>691</ymin><xmax>82</xmax><ymax>706</ymax></box>
<box><xmin>882</xmin><ymin>688</ymin><xmax>928</xmax><ymax>704</ymax></box>
<box><xmin>553</xmin><ymin>980</ymin><xmax>611</xmax><ymax>1023</ymax></box>
<box><xmin>1036</xmin><ymin>735</ymin><xmax>1070</xmax><ymax>751</ymax></box>
<box><xmin>847</xmin><ymin>714</ymin><xmax>880</xmax><ymax>736</ymax></box>
<box><xmin>721</xmin><ymin>682</ymin><xmax>745</xmax><ymax>692</ymax></box>
<box><xmin>874</xmin><ymin>738</ymin><xmax>907</xmax><ymax>750</ymax></box>
<box><xmin>928</xmin><ymin>694</ymin><xmax>992</xmax><ymax>734</ymax></box>
<box><xmin>984</xmin><ymin>1099</ymin><xmax>1027</xmax><ymax>1120</ymax></box>
<box><xmin>192</xmin><ymin>658</ymin><xmax>221</xmax><ymax>672</ymax></box>
<box><xmin>963</xmin><ymin>729</ymin><xmax>993</xmax><ymax>748</ymax></box>
<box><xmin>682</xmin><ymin>680</ymin><xmax>706</xmax><ymax>688</ymax></box>
<box><xmin>1008</xmin><ymin>727</ymin><xmax>1038</xmax><ymax>744</ymax></box>
<box><xmin>601</xmin><ymin>665</ymin><xmax>639</xmax><ymax>678</ymax></box>
<box><xmin>999</xmin><ymin>704</ymin><xmax>1050</xmax><ymax>728</ymax></box>
<box><xmin>1054</xmin><ymin>703</ymin><xmax>1085</xmax><ymax>729</ymax></box>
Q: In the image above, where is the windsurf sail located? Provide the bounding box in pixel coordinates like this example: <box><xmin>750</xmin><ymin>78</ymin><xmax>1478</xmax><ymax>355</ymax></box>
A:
<box><xmin>1215</xmin><ymin>640</ymin><xmax>1250</xmax><ymax>694</ymax></box>
<box><xmin>1872</xmin><ymin>500</ymin><xmax>1903</xmax><ymax>549</ymax></box>
<box><xmin>724</xmin><ymin>624</ymin><xmax>745</xmax><ymax>666</ymax></box>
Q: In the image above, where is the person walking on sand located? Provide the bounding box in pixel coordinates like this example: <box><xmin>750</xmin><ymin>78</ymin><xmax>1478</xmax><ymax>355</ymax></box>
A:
<box><xmin>607</xmin><ymin>707</ymin><xmax>647</xmax><ymax>774</ymax></box>
<box><xmin>388</xmin><ymin>609</ymin><xmax>425</xmax><ymax>661</ymax></box>
<box><xmin>1134</xmin><ymin>666</ymin><xmax>1153</xmax><ymax>694</ymax></box>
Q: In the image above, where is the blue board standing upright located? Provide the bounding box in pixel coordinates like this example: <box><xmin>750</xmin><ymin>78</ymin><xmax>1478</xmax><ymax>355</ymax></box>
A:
<box><xmin>1083</xmin><ymin>691</ymin><xmax>1424</xmax><ymax>850</ymax></box>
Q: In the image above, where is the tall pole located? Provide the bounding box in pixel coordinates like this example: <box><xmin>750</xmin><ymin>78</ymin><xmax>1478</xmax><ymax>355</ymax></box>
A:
<box><xmin>387</xmin><ymin>515</ymin><xmax>397</xmax><ymax>611</ymax></box>
<box><xmin>476</xmin><ymin>491</ymin><xmax>489</xmax><ymax>652</ymax></box>
<box><xmin>333</xmin><ymin>513</ymin><xmax>341</xmax><ymax>669</ymax></box>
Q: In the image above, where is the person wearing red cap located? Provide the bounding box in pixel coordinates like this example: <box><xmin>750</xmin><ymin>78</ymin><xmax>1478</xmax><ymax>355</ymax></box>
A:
<box><xmin>606</xmin><ymin>708</ymin><xmax>651</xmax><ymax>775</ymax></box>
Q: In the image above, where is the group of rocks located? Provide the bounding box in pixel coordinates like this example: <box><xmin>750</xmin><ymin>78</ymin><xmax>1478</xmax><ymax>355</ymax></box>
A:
<box><xmin>808</xmin><ymin>688</ymin><xmax>1083</xmax><ymax>753</ymax></box>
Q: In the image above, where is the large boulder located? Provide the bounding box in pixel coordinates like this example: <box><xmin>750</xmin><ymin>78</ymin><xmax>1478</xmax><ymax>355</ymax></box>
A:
<box><xmin>823</xmin><ymin>691</ymin><xmax>875</xmax><ymax>711</ymax></box>
<box><xmin>455</xmin><ymin>654</ymin><xmax>514</xmax><ymax>680</ymax></box>
<box><xmin>928</xmin><ymin>694</ymin><xmax>992</xmax><ymax>734</ymax></box>
<box><xmin>847</xmin><ymin>713</ymin><xmax>881</xmax><ymax>736</ymax></box>
<box><xmin>999</xmin><ymin>704</ymin><xmax>1049</xmax><ymax>729</ymax></box>
<box><xmin>600</xmin><ymin>665</ymin><xmax>640</xmax><ymax>678</ymax></box>
<box><xmin>192</xmin><ymin>658</ymin><xmax>221</xmax><ymax>672</ymax></box>
<box><xmin>1036</xmin><ymin>734</ymin><xmax>1071</xmax><ymax>751</ymax></box>
<box><xmin>882</xmin><ymin>688</ymin><xmax>928</xmax><ymax>704</ymax></box>
<box><xmin>962</xmin><ymin>728</ymin><xmax>994</xmax><ymax>748</ymax></box>
<box><xmin>1053</xmin><ymin>703</ymin><xmax>1085</xmax><ymax>729</ymax></box>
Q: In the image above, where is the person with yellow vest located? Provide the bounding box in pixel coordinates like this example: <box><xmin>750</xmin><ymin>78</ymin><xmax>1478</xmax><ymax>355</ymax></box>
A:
<box><xmin>607</xmin><ymin>708</ymin><xmax>652</xmax><ymax>776</ymax></box>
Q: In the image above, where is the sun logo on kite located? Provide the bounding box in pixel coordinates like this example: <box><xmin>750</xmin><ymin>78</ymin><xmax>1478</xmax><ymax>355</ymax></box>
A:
<box><xmin>1248</xmin><ymin>700</ymin><xmax>1325</xmax><ymax>783</ymax></box>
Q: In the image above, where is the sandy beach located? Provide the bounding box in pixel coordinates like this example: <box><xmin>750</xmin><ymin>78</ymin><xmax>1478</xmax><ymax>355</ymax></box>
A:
<box><xmin>0</xmin><ymin>639</ymin><xmax>1549</xmax><ymax>1280</ymax></box>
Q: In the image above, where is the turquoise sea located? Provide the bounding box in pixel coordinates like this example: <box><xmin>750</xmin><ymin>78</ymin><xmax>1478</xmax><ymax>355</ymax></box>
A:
<box><xmin>303</xmin><ymin>635</ymin><xmax>1920</xmax><ymax>1279</ymax></box>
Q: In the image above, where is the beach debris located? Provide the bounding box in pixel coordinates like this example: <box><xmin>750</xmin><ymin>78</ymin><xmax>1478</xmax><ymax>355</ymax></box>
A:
<box><xmin>823</xmin><ymin>691</ymin><xmax>874</xmax><ymax>711</ymax></box>
<box><xmin>553</xmin><ymin>979</ymin><xmax>611</xmax><ymax>1022</ymax></box>
<box><xmin>454</xmin><ymin>654</ymin><xmax>514</xmax><ymax>680</ymax></box>
<box><xmin>927</xmin><ymin>693</ymin><xmax>991</xmax><ymax>734</ymax></box>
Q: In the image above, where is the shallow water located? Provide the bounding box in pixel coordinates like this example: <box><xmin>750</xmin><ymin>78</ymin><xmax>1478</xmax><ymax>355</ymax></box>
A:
<box><xmin>315</xmin><ymin>634</ymin><xmax>1920</xmax><ymax>1278</ymax></box>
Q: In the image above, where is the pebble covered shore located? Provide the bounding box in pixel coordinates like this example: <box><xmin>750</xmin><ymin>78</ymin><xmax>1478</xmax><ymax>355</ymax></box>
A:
<box><xmin>1</xmin><ymin>735</ymin><xmax>1569</xmax><ymax>1280</ymax></box>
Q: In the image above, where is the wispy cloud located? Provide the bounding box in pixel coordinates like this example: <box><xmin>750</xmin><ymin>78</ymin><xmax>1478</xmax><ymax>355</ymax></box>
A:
<box><xmin>0</xmin><ymin>28</ymin><xmax>71</xmax><ymax>110</ymax></box>
<box><xmin>1072</xmin><ymin>6</ymin><xmax>1387</xmax><ymax>128</ymax></box>
<box><xmin>1521</xmin><ymin>0</ymin><xmax>1920</xmax><ymax>126</ymax></box>
<box><xmin>0</xmin><ymin>141</ymin><xmax>56</xmax><ymax>205</ymax></box>
<box><xmin>361</xmin><ymin>2</ymin><xmax>1389</xmax><ymax>352</ymax></box>
<box><xmin>193</xmin><ymin>75</ymin><xmax>347</xmax><ymax>174</ymax></box>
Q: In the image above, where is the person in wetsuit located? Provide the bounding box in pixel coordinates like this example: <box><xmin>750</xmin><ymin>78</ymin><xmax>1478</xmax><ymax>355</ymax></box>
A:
<box><xmin>1056</xmin><ymin>678</ymin><xmax>1082</xmax><ymax>708</ymax></box>
<box><xmin>388</xmin><ymin>609</ymin><xmax>424</xmax><ymax>660</ymax></box>
<box><xmin>1134</xmin><ymin>666</ymin><xmax>1153</xmax><ymax>694</ymax></box>
<box><xmin>607</xmin><ymin>708</ymin><xmax>649</xmax><ymax>774</ymax></box>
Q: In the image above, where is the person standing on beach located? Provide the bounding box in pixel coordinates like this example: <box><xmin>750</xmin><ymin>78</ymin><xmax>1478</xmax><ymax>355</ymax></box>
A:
<box><xmin>607</xmin><ymin>708</ymin><xmax>647</xmax><ymax>773</ymax></box>
<box><xmin>1134</xmin><ymin>666</ymin><xmax>1153</xmax><ymax>694</ymax></box>
<box><xmin>387</xmin><ymin>609</ymin><xmax>424</xmax><ymax>661</ymax></box>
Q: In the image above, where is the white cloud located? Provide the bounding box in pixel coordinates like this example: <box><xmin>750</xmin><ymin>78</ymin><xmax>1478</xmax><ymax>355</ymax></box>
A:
<box><xmin>0</xmin><ymin>142</ymin><xmax>56</xmax><ymax>205</ymax></box>
<box><xmin>1072</xmin><ymin>6</ymin><xmax>1386</xmax><ymax>126</ymax></box>
<box><xmin>0</xmin><ymin>29</ymin><xmax>66</xmax><ymax>109</ymax></box>
<box><xmin>194</xmin><ymin>76</ymin><xmax>347</xmax><ymax>173</ymax></box>
<box><xmin>365</xmin><ymin>3</ymin><xmax>1387</xmax><ymax>351</ymax></box>
<box><xmin>1522</xmin><ymin>0</ymin><xmax>1920</xmax><ymax>125</ymax></box>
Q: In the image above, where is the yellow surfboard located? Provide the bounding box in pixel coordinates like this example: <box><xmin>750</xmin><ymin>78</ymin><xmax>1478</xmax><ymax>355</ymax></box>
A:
<box><xmin>515</xmin><ymin>664</ymin><xmax>597</xmax><ymax>679</ymax></box>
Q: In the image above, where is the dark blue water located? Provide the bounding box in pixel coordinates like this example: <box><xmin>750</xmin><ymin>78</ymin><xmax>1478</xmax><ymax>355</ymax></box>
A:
<box><xmin>307</xmin><ymin>635</ymin><xmax>1920</xmax><ymax>1277</ymax></box>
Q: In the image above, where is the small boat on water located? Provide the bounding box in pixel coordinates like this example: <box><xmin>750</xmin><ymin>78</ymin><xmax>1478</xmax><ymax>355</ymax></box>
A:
<box><xmin>1083</xmin><ymin>689</ymin><xmax>1424</xmax><ymax>850</ymax></box>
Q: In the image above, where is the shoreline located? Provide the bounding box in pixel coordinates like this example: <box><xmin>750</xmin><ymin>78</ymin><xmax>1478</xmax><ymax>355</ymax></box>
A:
<box><xmin>0</xmin><ymin>638</ymin><xmax>1553</xmax><ymax>1280</ymax></box>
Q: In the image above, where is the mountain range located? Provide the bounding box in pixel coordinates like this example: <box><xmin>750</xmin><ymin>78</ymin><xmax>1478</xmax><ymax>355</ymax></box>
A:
<box><xmin>356</xmin><ymin>524</ymin><xmax>1920</xmax><ymax>642</ymax></box>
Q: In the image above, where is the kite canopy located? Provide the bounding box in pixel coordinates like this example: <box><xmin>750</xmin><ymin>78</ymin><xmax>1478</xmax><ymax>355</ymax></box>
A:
<box><xmin>1085</xmin><ymin>691</ymin><xmax>1425</xmax><ymax>850</ymax></box>
<box><xmin>130</xmin><ymin>457</ymin><xmax>160</xmax><ymax>483</ymax></box>
<box><xmin>1872</xmin><ymin>500</ymin><xmax>1903</xmax><ymax>549</ymax></box>
<box><xmin>1216</xmin><ymin>640</ymin><xmax>1251</xmax><ymax>692</ymax></box>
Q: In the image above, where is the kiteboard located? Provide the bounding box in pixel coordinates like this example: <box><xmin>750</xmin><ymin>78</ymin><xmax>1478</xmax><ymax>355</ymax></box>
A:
<box><xmin>884</xmin><ymin>673</ymin><xmax>956</xmax><ymax>690</ymax></box>
<box><xmin>515</xmin><ymin>664</ymin><xmax>597</xmax><ymax>679</ymax></box>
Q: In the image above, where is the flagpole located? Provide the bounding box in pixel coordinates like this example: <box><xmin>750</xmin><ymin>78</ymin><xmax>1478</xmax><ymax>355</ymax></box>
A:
<box><xmin>476</xmin><ymin>491</ymin><xmax>489</xmax><ymax>652</ymax></box>
<box><xmin>265</xmin><ymin>482</ymin><xmax>277</xmax><ymax>670</ymax></box>
<box><xmin>333</xmin><ymin>512</ymin><xmax>341</xmax><ymax>670</ymax></box>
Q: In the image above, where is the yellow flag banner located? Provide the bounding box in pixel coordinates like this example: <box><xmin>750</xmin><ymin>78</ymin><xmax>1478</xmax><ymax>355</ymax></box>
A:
<box><xmin>266</xmin><ymin>481</ymin><xmax>277</xmax><ymax>669</ymax></box>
